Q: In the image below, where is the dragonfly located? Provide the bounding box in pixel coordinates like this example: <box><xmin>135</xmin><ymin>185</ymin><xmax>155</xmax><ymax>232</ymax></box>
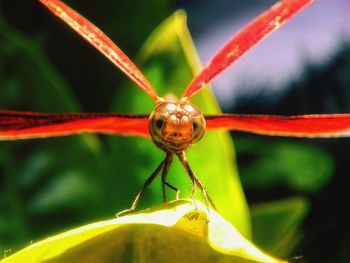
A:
<box><xmin>1</xmin><ymin>0</ymin><xmax>350</xmax><ymax>214</ymax></box>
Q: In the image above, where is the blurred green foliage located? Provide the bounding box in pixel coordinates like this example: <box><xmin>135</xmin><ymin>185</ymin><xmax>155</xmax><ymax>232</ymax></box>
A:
<box><xmin>236</xmin><ymin>138</ymin><xmax>334</xmax><ymax>193</ymax></box>
<box><xmin>1</xmin><ymin>0</ymin><xmax>349</xmax><ymax>262</ymax></box>
<box><xmin>251</xmin><ymin>197</ymin><xmax>309</xmax><ymax>257</ymax></box>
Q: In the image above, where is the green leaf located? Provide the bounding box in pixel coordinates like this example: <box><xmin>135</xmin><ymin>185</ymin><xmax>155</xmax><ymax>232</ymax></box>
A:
<box><xmin>2</xmin><ymin>200</ymin><xmax>284</xmax><ymax>263</ymax></box>
<box><xmin>109</xmin><ymin>11</ymin><xmax>250</xmax><ymax>236</ymax></box>
<box><xmin>251</xmin><ymin>197</ymin><xmax>309</xmax><ymax>257</ymax></box>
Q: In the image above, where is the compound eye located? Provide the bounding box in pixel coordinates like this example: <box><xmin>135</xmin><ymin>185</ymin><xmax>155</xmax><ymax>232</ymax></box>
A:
<box><xmin>155</xmin><ymin>117</ymin><xmax>164</xmax><ymax>130</ymax></box>
<box><xmin>191</xmin><ymin>117</ymin><xmax>205</xmax><ymax>143</ymax></box>
<box><xmin>192</xmin><ymin>122</ymin><xmax>199</xmax><ymax>133</ymax></box>
<box><xmin>149</xmin><ymin>112</ymin><xmax>166</xmax><ymax>143</ymax></box>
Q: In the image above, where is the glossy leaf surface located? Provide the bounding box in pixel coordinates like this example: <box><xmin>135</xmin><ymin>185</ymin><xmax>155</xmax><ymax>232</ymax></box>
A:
<box><xmin>2</xmin><ymin>200</ymin><xmax>285</xmax><ymax>263</ymax></box>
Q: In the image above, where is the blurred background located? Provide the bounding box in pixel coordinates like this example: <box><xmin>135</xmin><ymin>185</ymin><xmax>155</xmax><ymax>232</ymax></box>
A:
<box><xmin>0</xmin><ymin>0</ymin><xmax>349</xmax><ymax>262</ymax></box>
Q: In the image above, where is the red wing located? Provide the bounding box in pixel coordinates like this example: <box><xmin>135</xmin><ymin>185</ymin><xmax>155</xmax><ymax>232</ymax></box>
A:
<box><xmin>39</xmin><ymin>0</ymin><xmax>159</xmax><ymax>101</ymax></box>
<box><xmin>0</xmin><ymin>110</ymin><xmax>150</xmax><ymax>140</ymax></box>
<box><xmin>205</xmin><ymin>114</ymin><xmax>350</xmax><ymax>138</ymax></box>
<box><xmin>183</xmin><ymin>0</ymin><xmax>313</xmax><ymax>99</ymax></box>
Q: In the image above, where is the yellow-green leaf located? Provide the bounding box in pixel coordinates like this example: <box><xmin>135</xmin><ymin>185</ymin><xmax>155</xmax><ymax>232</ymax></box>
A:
<box><xmin>2</xmin><ymin>200</ymin><xmax>285</xmax><ymax>263</ymax></box>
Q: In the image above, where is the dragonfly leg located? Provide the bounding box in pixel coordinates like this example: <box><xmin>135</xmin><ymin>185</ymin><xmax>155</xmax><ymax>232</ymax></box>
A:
<box><xmin>161</xmin><ymin>153</ymin><xmax>180</xmax><ymax>201</ymax></box>
<box><xmin>177</xmin><ymin>152</ymin><xmax>216</xmax><ymax>210</ymax></box>
<box><xmin>116</xmin><ymin>157</ymin><xmax>166</xmax><ymax>217</ymax></box>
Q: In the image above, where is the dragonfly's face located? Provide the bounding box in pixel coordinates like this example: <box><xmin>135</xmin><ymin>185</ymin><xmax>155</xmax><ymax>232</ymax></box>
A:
<box><xmin>149</xmin><ymin>99</ymin><xmax>206</xmax><ymax>152</ymax></box>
